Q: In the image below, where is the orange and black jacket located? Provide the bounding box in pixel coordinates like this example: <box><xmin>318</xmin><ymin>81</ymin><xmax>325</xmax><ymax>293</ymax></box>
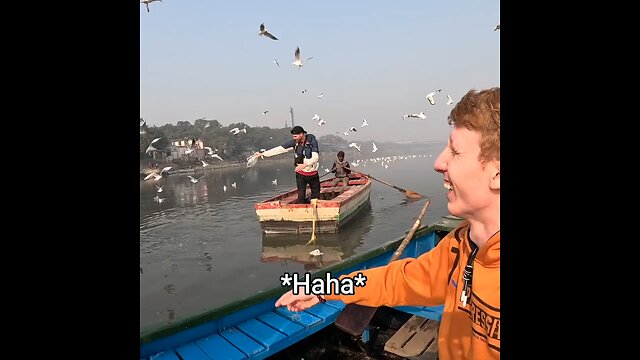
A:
<box><xmin>325</xmin><ymin>221</ymin><xmax>500</xmax><ymax>359</ymax></box>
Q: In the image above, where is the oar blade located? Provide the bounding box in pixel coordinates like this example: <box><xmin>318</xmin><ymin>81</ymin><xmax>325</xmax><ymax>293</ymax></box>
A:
<box><xmin>334</xmin><ymin>304</ymin><xmax>378</xmax><ymax>336</ymax></box>
<box><xmin>403</xmin><ymin>190</ymin><xmax>424</xmax><ymax>199</ymax></box>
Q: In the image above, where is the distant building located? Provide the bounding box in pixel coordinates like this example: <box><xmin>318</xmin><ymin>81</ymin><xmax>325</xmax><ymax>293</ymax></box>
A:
<box><xmin>169</xmin><ymin>138</ymin><xmax>206</xmax><ymax>160</ymax></box>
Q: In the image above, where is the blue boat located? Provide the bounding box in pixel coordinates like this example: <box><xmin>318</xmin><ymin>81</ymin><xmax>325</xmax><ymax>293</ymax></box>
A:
<box><xmin>140</xmin><ymin>215</ymin><xmax>462</xmax><ymax>360</ymax></box>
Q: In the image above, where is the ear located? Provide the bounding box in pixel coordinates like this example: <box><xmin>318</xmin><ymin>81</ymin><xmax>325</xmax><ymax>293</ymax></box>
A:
<box><xmin>489</xmin><ymin>160</ymin><xmax>500</xmax><ymax>190</ymax></box>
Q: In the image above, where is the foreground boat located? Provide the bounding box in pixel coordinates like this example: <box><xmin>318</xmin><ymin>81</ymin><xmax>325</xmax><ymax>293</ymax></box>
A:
<box><xmin>254</xmin><ymin>173</ymin><xmax>372</xmax><ymax>234</ymax></box>
<box><xmin>140</xmin><ymin>215</ymin><xmax>462</xmax><ymax>360</ymax></box>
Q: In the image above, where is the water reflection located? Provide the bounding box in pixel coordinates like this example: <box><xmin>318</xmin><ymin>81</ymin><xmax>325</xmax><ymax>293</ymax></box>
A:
<box><xmin>261</xmin><ymin>204</ymin><xmax>374</xmax><ymax>270</ymax></box>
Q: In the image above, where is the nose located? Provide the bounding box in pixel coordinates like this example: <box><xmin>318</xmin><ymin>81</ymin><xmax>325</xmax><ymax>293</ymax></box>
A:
<box><xmin>433</xmin><ymin>148</ymin><xmax>448</xmax><ymax>174</ymax></box>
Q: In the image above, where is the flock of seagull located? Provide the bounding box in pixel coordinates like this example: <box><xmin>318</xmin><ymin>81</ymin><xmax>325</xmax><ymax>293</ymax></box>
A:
<box><xmin>141</xmin><ymin>6</ymin><xmax>499</xmax><ymax>206</ymax></box>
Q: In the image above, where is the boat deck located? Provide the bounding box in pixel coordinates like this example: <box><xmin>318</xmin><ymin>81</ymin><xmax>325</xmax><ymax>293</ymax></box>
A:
<box><xmin>142</xmin><ymin>301</ymin><xmax>347</xmax><ymax>360</ymax></box>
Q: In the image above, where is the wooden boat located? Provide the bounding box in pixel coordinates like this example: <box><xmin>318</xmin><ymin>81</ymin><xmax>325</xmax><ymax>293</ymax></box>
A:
<box><xmin>254</xmin><ymin>173</ymin><xmax>372</xmax><ymax>234</ymax></box>
<box><xmin>140</xmin><ymin>216</ymin><xmax>462</xmax><ymax>360</ymax></box>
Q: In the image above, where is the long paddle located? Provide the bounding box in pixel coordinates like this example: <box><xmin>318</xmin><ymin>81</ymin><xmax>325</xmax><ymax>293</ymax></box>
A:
<box><xmin>333</xmin><ymin>199</ymin><xmax>431</xmax><ymax>336</ymax></box>
<box><xmin>360</xmin><ymin>173</ymin><xmax>424</xmax><ymax>199</ymax></box>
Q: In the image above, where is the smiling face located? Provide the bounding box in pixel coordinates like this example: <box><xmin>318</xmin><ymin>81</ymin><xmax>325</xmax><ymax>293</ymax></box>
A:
<box><xmin>434</xmin><ymin>127</ymin><xmax>500</xmax><ymax>219</ymax></box>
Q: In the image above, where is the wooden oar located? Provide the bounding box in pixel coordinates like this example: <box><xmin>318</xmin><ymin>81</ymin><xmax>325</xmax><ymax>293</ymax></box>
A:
<box><xmin>361</xmin><ymin>173</ymin><xmax>424</xmax><ymax>199</ymax></box>
<box><xmin>334</xmin><ymin>199</ymin><xmax>431</xmax><ymax>336</ymax></box>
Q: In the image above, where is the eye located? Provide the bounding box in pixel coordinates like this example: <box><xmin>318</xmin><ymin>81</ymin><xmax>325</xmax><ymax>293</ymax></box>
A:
<box><xmin>450</xmin><ymin>147</ymin><xmax>460</xmax><ymax>157</ymax></box>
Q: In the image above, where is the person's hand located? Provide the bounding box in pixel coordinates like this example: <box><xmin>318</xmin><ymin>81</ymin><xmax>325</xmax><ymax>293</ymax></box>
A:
<box><xmin>295</xmin><ymin>163</ymin><xmax>307</xmax><ymax>172</ymax></box>
<box><xmin>254</xmin><ymin>151</ymin><xmax>263</xmax><ymax>159</ymax></box>
<box><xmin>275</xmin><ymin>287</ymin><xmax>322</xmax><ymax>312</ymax></box>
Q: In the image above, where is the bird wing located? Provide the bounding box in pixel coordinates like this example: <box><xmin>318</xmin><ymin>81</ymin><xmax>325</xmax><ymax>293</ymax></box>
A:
<box><xmin>264</xmin><ymin>31</ymin><xmax>278</xmax><ymax>40</ymax></box>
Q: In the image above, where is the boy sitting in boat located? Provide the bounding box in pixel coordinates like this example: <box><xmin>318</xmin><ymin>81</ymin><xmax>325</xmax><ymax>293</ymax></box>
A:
<box><xmin>329</xmin><ymin>151</ymin><xmax>351</xmax><ymax>188</ymax></box>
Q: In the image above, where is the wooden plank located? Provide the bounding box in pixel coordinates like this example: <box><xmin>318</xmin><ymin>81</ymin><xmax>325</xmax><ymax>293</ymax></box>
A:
<box><xmin>385</xmin><ymin>315</ymin><xmax>439</xmax><ymax>358</ymax></box>
<box><xmin>257</xmin><ymin>311</ymin><xmax>305</xmax><ymax>337</ymax></box>
<box><xmin>236</xmin><ymin>318</ymin><xmax>288</xmax><ymax>347</ymax></box>
<box><xmin>149</xmin><ymin>350</ymin><xmax>181</xmax><ymax>360</ymax></box>
<box><xmin>303</xmin><ymin>302</ymin><xmax>341</xmax><ymax>321</ymax></box>
<box><xmin>275</xmin><ymin>307</ymin><xmax>322</xmax><ymax>328</ymax></box>
<box><xmin>174</xmin><ymin>342</ymin><xmax>212</xmax><ymax>360</ymax></box>
<box><xmin>195</xmin><ymin>333</ymin><xmax>246</xmax><ymax>360</ymax></box>
<box><xmin>402</xmin><ymin>318</ymin><xmax>438</xmax><ymax>357</ymax></box>
<box><xmin>323</xmin><ymin>299</ymin><xmax>346</xmax><ymax>311</ymax></box>
<box><xmin>220</xmin><ymin>327</ymin><xmax>266</xmax><ymax>357</ymax></box>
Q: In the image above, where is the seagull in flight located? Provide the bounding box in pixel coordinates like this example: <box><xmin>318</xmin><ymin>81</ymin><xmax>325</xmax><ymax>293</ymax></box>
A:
<box><xmin>211</xmin><ymin>154</ymin><xmax>224</xmax><ymax>161</ymax></box>
<box><xmin>272</xmin><ymin>179</ymin><xmax>278</xmax><ymax>185</ymax></box>
<box><xmin>361</xmin><ymin>118</ymin><xmax>368</xmax><ymax>127</ymax></box>
<box><xmin>349</xmin><ymin>142</ymin><xmax>361</xmax><ymax>152</ymax></box>
<box><xmin>141</xmin><ymin>0</ymin><xmax>162</xmax><ymax>13</ymax></box>
<box><xmin>372</xmin><ymin>142</ymin><xmax>378</xmax><ymax>152</ymax></box>
<box><xmin>273</xmin><ymin>59</ymin><xmax>280</xmax><ymax>67</ymax></box>
<box><xmin>229</xmin><ymin>127</ymin><xmax>246</xmax><ymax>135</ymax></box>
<box><xmin>446</xmin><ymin>94</ymin><xmax>454</xmax><ymax>105</ymax></box>
<box><xmin>145</xmin><ymin>137</ymin><xmax>162</xmax><ymax>154</ymax></box>
<box><xmin>144</xmin><ymin>167</ymin><xmax>172</xmax><ymax>181</ymax></box>
<box><xmin>262</xmin><ymin>110</ymin><xmax>269</xmax><ymax>116</ymax></box>
<box><xmin>292</xmin><ymin>47</ymin><xmax>303</xmax><ymax>69</ymax></box>
<box><xmin>187</xmin><ymin>175</ymin><xmax>205</xmax><ymax>184</ymax></box>
<box><xmin>426</xmin><ymin>89</ymin><xmax>442</xmax><ymax>105</ymax></box>
<box><xmin>258</xmin><ymin>23</ymin><xmax>278</xmax><ymax>40</ymax></box>
<box><xmin>403</xmin><ymin>112</ymin><xmax>427</xmax><ymax>120</ymax></box>
<box><xmin>494</xmin><ymin>23</ymin><xmax>500</xmax><ymax>31</ymax></box>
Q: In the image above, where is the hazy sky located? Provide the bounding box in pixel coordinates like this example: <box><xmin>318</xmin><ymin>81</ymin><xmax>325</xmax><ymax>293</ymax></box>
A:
<box><xmin>140</xmin><ymin>0</ymin><xmax>499</xmax><ymax>143</ymax></box>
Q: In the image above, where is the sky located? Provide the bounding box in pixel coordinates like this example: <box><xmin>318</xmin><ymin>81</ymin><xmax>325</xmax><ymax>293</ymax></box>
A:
<box><xmin>140</xmin><ymin>0</ymin><xmax>500</xmax><ymax>143</ymax></box>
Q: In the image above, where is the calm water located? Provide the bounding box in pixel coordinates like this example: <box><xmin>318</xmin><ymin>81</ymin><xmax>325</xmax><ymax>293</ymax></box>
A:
<box><xmin>140</xmin><ymin>142</ymin><xmax>451</xmax><ymax>330</ymax></box>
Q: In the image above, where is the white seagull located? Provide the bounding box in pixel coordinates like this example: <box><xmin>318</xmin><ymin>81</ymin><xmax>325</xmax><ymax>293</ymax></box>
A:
<box><xmin>229</xmin><ymin>127</ymin><xmax>246</xmax><ymax>135</ymax></box>
<box><xmin>426</xmin><ymin>89</ymin><xmax>442</xmax><ymax>105</ymax></box>
<box><xmin>292</xmin><ymin>47</ymin><xmax>303</xmax><ymax>69</ymax></box>
<box><xmin>309</xmin><ymin>249</ymin><xmax>324</xmax><ymax>256</ymax></box>
<box><xmin>262</xmin><ymin>110</ymin><xmax>269</xmax><ymax>116</ymax></box>
<box><xmin>349</xmin><ymin>142</ymin><xmax>361</xmax><ymax>152</ymax></box>
<box><xmin>372</xmin><ymin>142</ymin><xmax>378</xmax><ymax>152</ymax></box>
<box><xmin>494</xmin><ymin>24</ymin><xmax>500</xmax><ymax>31</ymax></box>
<box><xmin>272</xmin><ymin>179</ymin><xmax>278</xmax><ymax>186</ymax></box>
<box><xmin>447</xmin><ymin>94</ymin><xmax>454</xmax><ymax>105</ymax></box>
<box><xmin>403</xmin><ymin>112</ymin><xmax>427</xmax><ymax>120</ymax></box>
<box><xmin>144</xmin><ymin>166</ymin><xmax>172</xmax><ymax>181</ymax></box>
<box><xmin>361</xmin><ymin>118</ymin><xmax>369</xmax><ymax>127</ymax></box>
<box><xmin>258</xmin><ymin>23</ymin><xmax>278</xmax><ymax>40</ymax></box>
<box><xmin>187</xmin><ymin>175</ymin><xmax>205</xmax><ymax>184</ymax></box>
<box><xmin>211</xmin><ymin>154</ymin><xmax>224</xmax><ymax>161</ymax></box>
<box><xmin>145</xmin><ymin>137</ymin><xmax>161</xmax><ymax>154</ymax></box>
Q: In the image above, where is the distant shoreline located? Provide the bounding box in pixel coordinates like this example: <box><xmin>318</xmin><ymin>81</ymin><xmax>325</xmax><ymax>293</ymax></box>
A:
<box><xmin>140</xmin><ymin>157</ymin><xmax>291</xmax><ymax>177</ymax></box>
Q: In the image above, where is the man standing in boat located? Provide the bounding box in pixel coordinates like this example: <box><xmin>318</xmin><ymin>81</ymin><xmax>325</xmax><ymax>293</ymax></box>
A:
<box><xmin>254</xmin><ymin>125</ymin><xmax>320</xmax><ymax>204</ymax></box>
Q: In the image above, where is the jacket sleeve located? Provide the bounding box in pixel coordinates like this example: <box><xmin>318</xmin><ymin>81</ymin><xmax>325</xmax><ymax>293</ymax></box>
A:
<box><xmin>324</xmin><ymin>235</ymin><xmax>454</xmax><ymax>307</ymax></box>
<box><xmin>330</xmin><ymin>161</ymin><xmax>337</xmax><ymax>173</ymax></box>
<box><xmin>262</xmin><ymin>145</ymin><xmax>292</xmax><ymax>158</ymax></box>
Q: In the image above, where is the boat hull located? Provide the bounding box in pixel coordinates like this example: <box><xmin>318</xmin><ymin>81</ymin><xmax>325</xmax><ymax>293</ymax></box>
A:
<box><xmin>255</xmin><ymin>175</ymin><xmax>372</xmax><ymax>234</ymax></box>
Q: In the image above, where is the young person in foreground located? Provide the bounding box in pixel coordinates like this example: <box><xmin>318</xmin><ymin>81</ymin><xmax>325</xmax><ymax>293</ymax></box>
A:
<box><xmin>275</xmin><ymin>86</ymin><xmax>501</xmax><ymax>360</ymax></box>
